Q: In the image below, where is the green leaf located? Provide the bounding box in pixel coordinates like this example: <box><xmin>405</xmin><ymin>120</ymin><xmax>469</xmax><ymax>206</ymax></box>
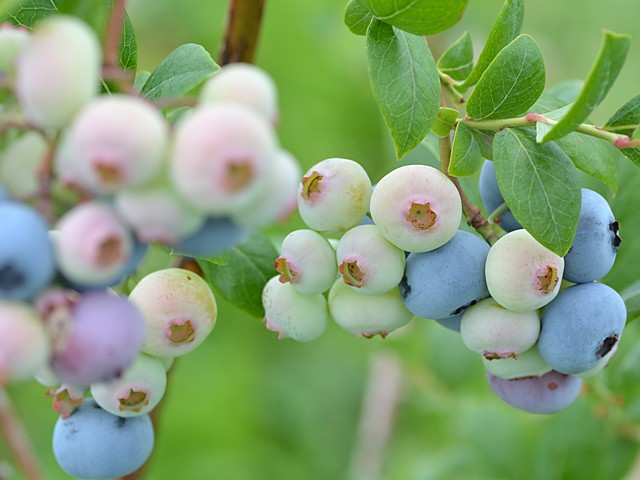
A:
<box><xmin>344</xmin><ymin>0</ymin><xmax>372</xmax><ymax>36</ymax></box>
<box><xmin>471</xmin><ymin>130</ymin><xmax>494</xmax><ymax>160</ymax></box>
<box><xmin>466</xmin><ymin>35</ymin><xmax>545</xmax><ymax>120</ymax></box>
<box><xmin>604</xmin><ymin>95</ymin><xmax>640</xmax><ymax>167</ymax></box>
<box><xmin>535</xmin><ymin>104</ymin><xmax>572</xmax><ymax>142</ymax></box>
<box><xmin>133</xmin><ymin>70</ymin><xmax>151</xmax><ymax>93</ymax></box>
<box><xmin>366</xmin><ymin>20</ymin><xmax>440</xmax><ymax>159</ymax></box>
<box><xmin>449</xmin><ymin>122</ymin><xmax>482</xmax><ymax>176</ymax></box>
<box><xmin>493</xmin><ymin>128</ymin><xmax>581</xmax><ymax>256</ymax></box>
<box><xmin>437</xmin><ymin>31</ymin><xmax>473</xmax><ymax>82</ymax></box>
<box><xmin>141</xmin><ymin>43</ymin><xmax>219</xmax><ymax>101</ymax></box>
<box><xmin>196</xmin><ymin>232</ymin><xmax>278</xmax><ymax>319</ymax></box>
<box><xmin>357</xmin><ymin>0</ymin><xmax>468</xmax><ymax>36</ymax></box>
<box><xmin>118</xmin><ymin>9</ymin><xmax>137</xmax><ymax>70</ymax></box>
<box><xmin>621</xmin><ymin>280</ymin><xmax>640</xmax><ymax>324</ymax></box>
<box><xmin>546</xmin><ymin>80</ymin><xmax>583</xmax><ymax>105</ymax></box>
<box><xmin>540</xmin><ymin>30</ymin><xmax>630</xmax><ymax>142</ymax></box>
<box><xmin>432</xmin><ymin>107</ymin><xmax>458</xmax><ymax>137</ymax></box>
<box><xmin>461</xmin><ymin>0</ymin><xmax>524</xmax><ymax>89</ymax></box>
<box><xmin>0</xmin><ymin>0</ymin><xmax>57</xmax><ymax>26</ymax></box>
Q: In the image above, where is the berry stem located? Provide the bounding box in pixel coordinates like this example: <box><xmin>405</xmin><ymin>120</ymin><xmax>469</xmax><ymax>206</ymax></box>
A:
<box><xmin>487</xmin><ymin>202</ymin><xmax>508</xmax><ymax>224</ymax></box>
<box><xmin>439</xmin><ymin>134</ymin><xmax>499</xmax><ymax>245</ymax></box>
<box><xmin>438</xmin><ymin>71</ymin><xmax>465</xmax><ymax>105</ymax></box>
<box><xmin>219</xmin><ymin>0</ymin><xmax>266</xmax><ymax>66</ymax></box>
<box><xmin>0</xmin><ymin>389</ymin><xmax>44</xmax><ymax>480</ymax></box>
<box><xmin>460</xmin><ymin>114</ymin><xmax>640</xmax><ymax>149</ymax></box>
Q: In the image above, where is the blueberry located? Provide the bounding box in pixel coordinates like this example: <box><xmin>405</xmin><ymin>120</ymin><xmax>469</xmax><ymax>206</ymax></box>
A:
<box><xmin>538</xmin><ymin>282</ymin><xmax>626</xmax><ymax>375</ymax></box>
<box><xmin>52</xmin><ymin>399</ymin><xmax>154</xmax><ymax>478</ymax></box>
<box><xmin>175</xmin><ymin>216</ymin><xmax>249</xmax><ymax>257</ymax></box>
<box><xmin>478</xmin><ymin>161</ymin><xmax>521</xmax><ymax>232</ymax></box>
<box><xmin>0</xmin><ymin>202</ymin><xmax>55</xmax><ymax>301</ymax></box>
<box><xmin>486</xmin><ymin>370</ymin><xmax>582</xmax><ymax>414</ymax></box>
<box><xmin>435</xmin><ymin>313</ymin><xmax>462</xmax><ymax>332</ymax></box>
<box><xmin>400</xmin><ymin>230</ymin><xmax>490</xmax><ymax>320</ymax></box>
<box><xmin>563</xmin><ymin>188</ymin><xmax>620</xmax><ymax>283</ymax></box>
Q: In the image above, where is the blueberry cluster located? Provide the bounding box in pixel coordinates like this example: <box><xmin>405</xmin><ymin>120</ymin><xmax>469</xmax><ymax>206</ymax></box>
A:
<box><xmin>266</xmin><ymin>157</ymin><xmax>626</xmax><ymax>415</ymax></box>
<box><xmin>0</xmin><ymin>16</ymin><xmax>300</xmax><ymax>478</ymax></box>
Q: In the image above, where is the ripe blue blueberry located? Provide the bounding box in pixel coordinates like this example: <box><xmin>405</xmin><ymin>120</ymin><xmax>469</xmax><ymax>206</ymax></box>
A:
<box><xmin>400</xmin><ymin>230</ymin><xmax>490</xmax><ymax>320</ymax></box>
<box><xmin>486</xmin><ymin>370</ymin><xmax>582</xmax><ymax>414</ymax></box>
<box><xmin>538</xmin><ymin>282</ymin><xmax>626</xmax><ymax>375</ymax></box>
<box><xmin>563</xmin><ymin>188</ymin><xmax>620</xmax><ymax>283</ymax></box>
<box><xmin>52</xmin><ymin>399</ymin><xmax>154</xmax><ymax>478</ymax></box>
<box><xmin>176</xmin><ymin>216</ymin><xmax>249</xmax><ymax>257</ymax></box>
<box><xmin>478</xmin><ymin>161</ymin><xmax>521</xmax><ymax>232</ymax></box>
<box><xmin>0</xmin><ymin>202</ymin><xmax>55</xmax><ymax>301</ymax></box>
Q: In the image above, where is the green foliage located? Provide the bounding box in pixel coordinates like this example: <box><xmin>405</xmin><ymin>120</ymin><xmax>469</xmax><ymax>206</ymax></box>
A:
<box><xmin>461</xmin><ymin>0</ymin><xmax>524</xmax><ymax>89</ymax></box>
<box><xmin>366</xmin><ymin>20</ymin><xmax>439</xmax><ymax>159</ymax></box>
<box><xmin>432</xmin><ymin>107</ymin><xmax>458</xmax><ymax>137</ymax></box>
<box><xmin>196</xmin><ymin>232</ymin><xmax>278</xmax><ymax>319</ymax></box>
<box><xmin>466</xmin><ymin>34</ymin><xmax>545</xmax><ymax>120</ymax></box>
<box><xmin>140</xmin><ymin>43</ymin><xmax>219</xmax><ymax>101</ymax></box>
<box><xmin>605</xmin><ymin>95</ymin><xmax>640</xmax><ymax>166</ymax></box>
<box><xmin>541</xmin><ymin>30</ymin><xmax>630</xmax><ymax>142</ymax></box>
<box><xmin>437</xmin><ymin>31</ymin><xmax>473</xmax><ymax>82</ymax></box>
<box><xmin>449</xmin><ymin>122</ymin><xmax>482</xmax><ymax>176</ymax></box>
<box><xmin>1</xmin><ymin>0</ymin><xmax>137</xmax><ymax>71</ymax></box>
<box><xmin>356</xmin><ymin>0</ymin><xmax>468</xmax><ymax>36</ymax></box>
<box><xmin>621</xmin><ymin>280</ymin><xmax>640</xmax><ymax>323</ymax></box>
<box><xmin>344</xmin><ymin>0</ymin><xmax>372</xmax><ymax>36</ymax></box>
<box><xmin>493</xmin><ymin>128</ymin><xmax>581</xmax><ymax>256</ymax></box>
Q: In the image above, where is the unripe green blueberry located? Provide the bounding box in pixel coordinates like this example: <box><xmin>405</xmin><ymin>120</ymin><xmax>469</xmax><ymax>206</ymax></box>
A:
<box><xmin>369</xmin><ymin>165</ymin><xmax>462</xmax><ymax>252</ymax></box>
<box><xmin>0</xmin><ymin>25</ymin><xmax>29</xmax><ymax>77</ymax></box>
<box><xmin>461</xmin><ymin>298</ymin><xmax>540</xmax><ymax>359</ymax></box>
<box><xmin>0</xmin><ymin>131</ymin><xmax>47</xmax><ymax>199</ymax></box>
<box><xmin>262</xmin><ymin>276</ymin><xmax>329</xmax><ymax>342</ymax></box>
<box><xmin>128</xmin><ymin>268</ymin><xmax>217</xmax><ymax>357</ymax></box>
<box><xmin>297</xmin><ymin>158</ymin><xmax>372</xmax><ymax>234</ymax></box>
<box><xmin>336</xmin><ymin>224</ymin><xmax>405</xmax><ymax>294</ymax></box>
<box><xmin>485</xmin><ymin>229</ymin><xmax>564</xmax><ymax>312</ymax></box>
<box><xmin>0</xmin><ymin>301</ymin><xmax>50</xmax><ymax>384</ymax></box>
<box><xmin>91</xmin><ymin>354</ymin><xmax>167</xmax><ymax>418</ymax></box>
<box><xmin>15</xmin><ymin>16</ymin><xmax>101</xmax><ymax>129</ymax></box>
<box><xmin>275</xmin><ymin>229</ymin><xmax>337</xmax><ymax>295</ymax></box>
<box><xmin>328</xmin><ymin>279</ymin><xmax>413</xmax><ymax>338</ymax></box>
<box><xmin>55</xmin><ymin>95</ymin><xmax>168</xmax><ymax>195</ymax></box>
<box><xmin>171</xmin><ymin>103</ymin><xmax>278</xmax><ymax>215</ymax></box>
<box><xmin>232</xmin><ymin>149</ymin><xmax>301</xmax><ymax>227</ymax></box>
<box><xmin>482</xmin><ymin>345</ymin><xmax>552</xmax><ymax>380</ymax></box>
<box><xmin>114</xmin><ymin>183</ymin><xmax>205</xmax><ymax>245</ymax></box>
<box><xmin>199</xmin><ymin>63</ymin><xmax>278</xmax><ymax>124</ymax></box>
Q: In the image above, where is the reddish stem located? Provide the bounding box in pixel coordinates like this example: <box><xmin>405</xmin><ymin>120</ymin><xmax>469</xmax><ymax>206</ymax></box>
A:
<box><xmin>219</xmin><ymin>0</ymin><xmax>266</xmax><ymax>65</ymax></box>
<box><xmin>0</xmin><ymin>390</ymin><xmax>43</xmax><ymax>480</ymax></box>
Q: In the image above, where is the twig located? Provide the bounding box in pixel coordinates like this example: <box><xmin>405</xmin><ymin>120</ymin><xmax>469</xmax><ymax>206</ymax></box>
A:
<box><xmin>439</xmin><ymin>135</ymin><xmax>499</xmax><ymax>245</ymax></box>
<box><xmin>104</xmin><ymin>0</ymin><xmax>127</xmax><ymax>69</ymax></box>
<box><xmin>219</xmin><ymin>0</ymin><xmax>266</xmax><ymax>66</ymax></box>
<box><xmin>348</xmin><ymin>353</ymin><xmax>403</xmax><ymax>480</ymax></box>
<box><xmin>487</xmin><ymin>202</ymin><xmax>508</xmax><ymax>225</ymax></box>
<box><xmin>0</xmin><ymin>389</ymin><xmax>43</xmax><ymax>480</ymax></box>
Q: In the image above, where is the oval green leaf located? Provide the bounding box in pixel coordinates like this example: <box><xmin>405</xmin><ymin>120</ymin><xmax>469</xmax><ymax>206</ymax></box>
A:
<box><xmin>437</xmin><ymin>31</ymin><xmax>473</xmax><ymax>82</ymax></box>
<box><xmin>141</xmin><ymin>43</ymin><xmax>219</xmax><ymax>101</ymax></box>
<box><xmin>540</xmin><ymin>30</ymin><xmax>630</xmax><ymax>143</ymax></box>
<box><xmin>604</xmin><ymin>95</ymin><xmax>640</xmax><ymax>167</ymax></box>
<box><xmin>461</xmin><ymin>0</ymin><xmax>524</xmax><ymax>89</ymax></box>
<box><xmin>449</xmin><ymin>122</ymin><xmax>482</xmax><ymax>176</ymax></box>
<box><xmin>466</xmin><ymin>35</ymin><xmax>545</xmax><ymax>121</ymax></box>
<box><xmin>357</xmin><ymin>0</ymin><xmax>468</xmax><ymax>36</ymax></box>
<box><xmin>432</xmin><ymin>107</ymin><xmax>458</xmax><ymax>137</ymax></box>
<box><xmin>366</xmin><ymin>20</ymin><xmax>440</xmax><ymax>159</ymax></box>
<box><xmin>493</xmin><ymin>128</ymin><xmax>581</xmax><ymax>256</ymax></box>
<box><xmin>196</xmin><ymin>232</ymin><xmax>278</xmax><ymax>319</ymax></box>
<box><xmin>345</xmin><ymin>0</ymin><xmax>373</xmax><ymax>36</ymax></box>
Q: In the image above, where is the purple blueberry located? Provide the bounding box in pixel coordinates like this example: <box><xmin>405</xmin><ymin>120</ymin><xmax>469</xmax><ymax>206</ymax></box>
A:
<box><xmin>478</xmin><ymin>161</ymin><xmax>521</xmax><ymax>232</ymax></box>
<box><xmin>0</xmin><ymin>202</ymin><xmax>56</xmax><ymax>301</ymax></box>
<box><xmin>563</xmin><ymin>189</ymin><xmax>620</xmax><ymax>283</ymax></box>
<box><xmin>52</xmin><ymin>399</ymin><xmax>154</xmax><ymax>478</ymax></box>
<box><xmin>538</xmin><ymin>282</ymin><xmax>626</xmax><ymax>375</ymax></box>
<box><xmin>487</xmin><ymin>370</ymin><xmax>582</xmax><ymax>414</ymax></box>
<box><xmin>400</xmin><ymin>230</ymin><xmax>490</xmax><ymax>320</ymax></box>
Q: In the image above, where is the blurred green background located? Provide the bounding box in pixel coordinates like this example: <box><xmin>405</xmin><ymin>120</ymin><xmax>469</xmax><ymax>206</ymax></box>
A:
<box><xmin>5</xmin><ymin>0</ymin><xmax>640</xmax><ymax>478</ymax></box>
